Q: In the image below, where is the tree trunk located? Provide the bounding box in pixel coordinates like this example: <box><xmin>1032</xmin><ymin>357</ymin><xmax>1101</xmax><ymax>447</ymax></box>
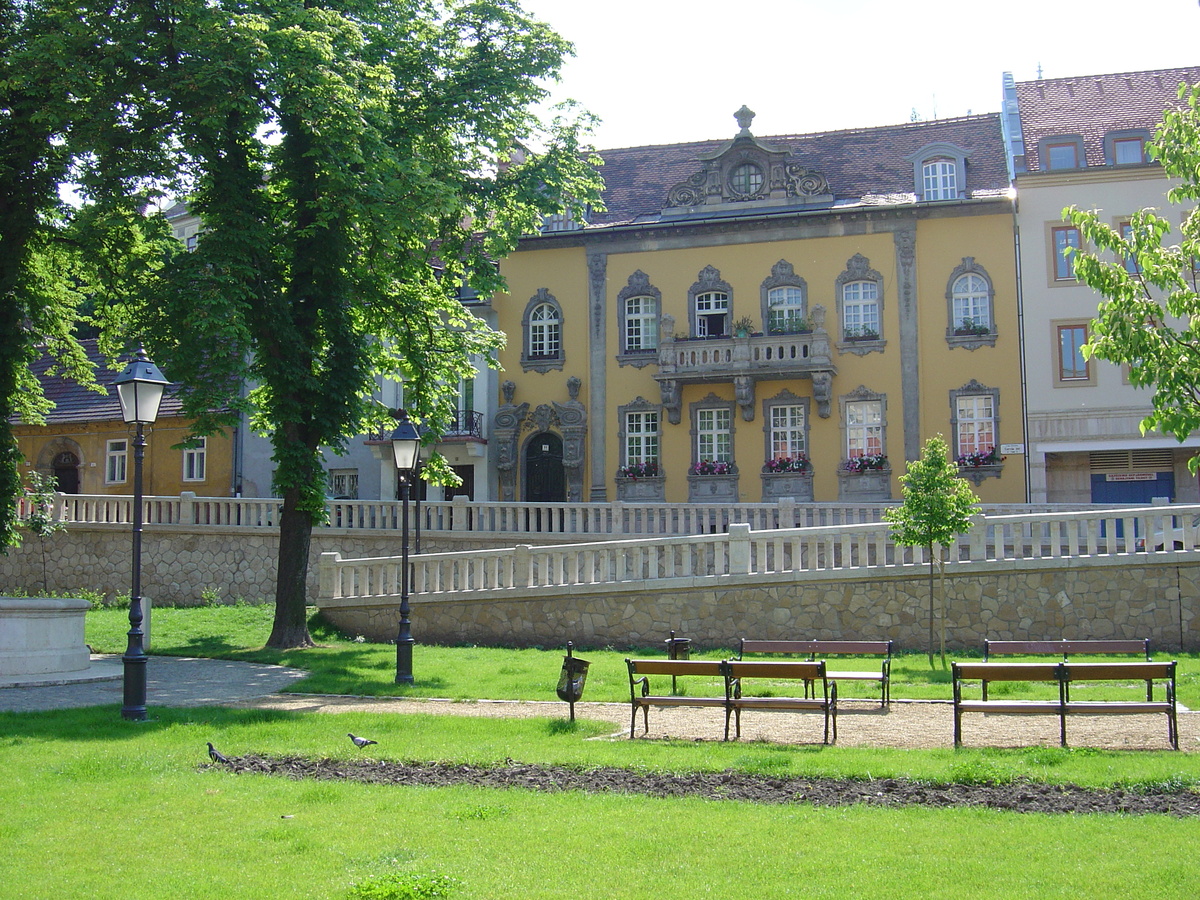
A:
<box><xmin>267</xmin><ymin>487</ymin><xmax>315</xmax><ymax>648</ymax></box>
<box><xmin>927</xmin><ymin>546</ymin><xmax>935</xmax><ymax>668</ymax></box>
<box><xmin>937</xmin><ymin>545</ymin><xmax>948</xmax><ymax>668</ymax></box>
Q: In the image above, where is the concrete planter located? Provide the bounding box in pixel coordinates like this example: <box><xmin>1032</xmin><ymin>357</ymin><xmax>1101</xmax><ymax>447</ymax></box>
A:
<box><xmin>0</xmin><ymin>597</ymin><xmax>90</xmax><ymax>676</ymax></box>
<box><xmin>760</xmin><ymin>470</ymin><xmax>814</xmax><ymax>501</ymax></box>
<box><xmin>687</xmin><ymin>473</ymin><xmax>740</xmax><ymax>503</ymax></box>
<box><xmin>837</xmin><ymin>468</ymin><xmax>892</xmax><ymax>501</ymax></box>
<box><xmin>615</xmin><ymin>475</ymin><xmax>666</xmax><ymax>501</ymax></box>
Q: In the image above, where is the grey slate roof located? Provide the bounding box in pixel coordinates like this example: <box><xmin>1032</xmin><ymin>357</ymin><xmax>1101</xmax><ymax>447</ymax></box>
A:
<box><xmin>1016</xmin><ymin>66</ymin><xmax>1200</xmax><ymax>172</ymax></box>
<box><xmin>589</xmin><ymin>114</ymin><xmax>1011</xmax><ymax>228</ymax></box>
<box><xmin>15</xmin><ymin>340</ymin><xmax>185</xmax><ymax>425</ymax></box>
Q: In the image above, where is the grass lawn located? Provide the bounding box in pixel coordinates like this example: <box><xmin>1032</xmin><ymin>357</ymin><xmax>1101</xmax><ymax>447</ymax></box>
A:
<box><xmin>85</xmin><ymin>604</ymin><xmax>1200</xmax><ymax>707</ymax></box>
<box><xmin>0</xmin><ymin>604</ymin><xmax>1177</xmax><ymax>897</ymax></box>
<box><xmin>4</xmin><ymin>705</ymin><xmax>1200</xmax><ymax>899</ymax></box>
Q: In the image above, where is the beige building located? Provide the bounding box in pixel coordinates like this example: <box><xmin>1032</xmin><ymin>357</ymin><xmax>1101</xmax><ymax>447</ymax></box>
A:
<box><xmin>1009</xmin><ymin>66</ymin><xmax>1200</xmax><ymax>504</ymax></box>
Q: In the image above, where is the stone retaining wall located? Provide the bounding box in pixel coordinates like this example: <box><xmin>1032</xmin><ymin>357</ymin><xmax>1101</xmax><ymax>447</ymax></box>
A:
<box><xmin>319</xmin><ymin>555</ymin><xmax>1200</xmax><ymax>651</ymax></box>
<box><xmin>3</xmin><ymin>525</ymin><xmax>1198</xmax><ymax>650</ymax></box>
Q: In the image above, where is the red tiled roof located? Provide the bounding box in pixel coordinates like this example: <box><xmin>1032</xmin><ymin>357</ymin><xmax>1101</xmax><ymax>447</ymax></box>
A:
<box><xmin>14</xmin><ymin>340</ymin><xmax>185</xmax><ymax>425</ymax></box>
<box><xmin>590</xmin><ymin>114</ymin><xmax>1010</xmax><ymax>227</ymax></box>
<box><xmin>1016</xmin><ymin>66</ymin><xmax>1200</xmax><ymax>171</ymax></box>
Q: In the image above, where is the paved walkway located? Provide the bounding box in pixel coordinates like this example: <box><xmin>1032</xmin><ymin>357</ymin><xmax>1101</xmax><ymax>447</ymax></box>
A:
<box><xmin>0</xmin><ymin>655</ymin><xmax>308</xmax><ymax>713</ymax></box>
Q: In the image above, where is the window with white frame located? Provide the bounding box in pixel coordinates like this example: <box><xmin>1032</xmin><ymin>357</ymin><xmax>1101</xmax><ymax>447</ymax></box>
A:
<box><xmin>529</xmin><ymin>302</ymin><xmax>560</xmax><ymax>357</ymax></box>
<box><xmin>769</xmin><ymin>405</ymin><xmax>807</xmax><ymax>458</ymax></box>
<box><xmin>922</xmin><ymin>158</ymin><xmax>958</xmax><ymax>201</ymax></box>
<box><xmin>951</xmin><ymin>273</ymin><xmax>991</xmax><ymax>331</ymax></box>
<box><xmin>183</xmin><ymin>437</ymin><xmax>207</xmax><ymax>482</ymax></box>
<box><xmin>696</xmin><ymin>407</ymin><xmax>732</xmax><ymax>463</ymax></box>
<box><xmin>845</xmin><ymin>400</ymin><xmax>883</xmax><ymax>459</ymax></box>
<box><xmin>694</xmin><ymin>291</ymin><xmax>729</xmax><ymax>337</ymax></box>
<box><xmin>623</xmin><ymin>295</ymin><xmax>658</xmax><ymax>352</ymax></box>
<box><xmin>624</xmin><ymin>410</ymin><xmax>659</xmax><ymax>465</ymax></box>
<box><xmin>767</xmin><ymin>286</ymin><xmax>806</xmax><ymax>333</ymax></box>
<box><xmin>955</xmin><ymin>395</ymin><xmax>995</xmax><ymax>457</ymax></box>
<box><xmin>105</xmin><ymin>439</ymin><xmax>128</xmax><ymax>484</ymax></box>
<box><xmin>842</xmin><ymin>281</ymin><xmax>880</xmax><ymax>339</ymax></box>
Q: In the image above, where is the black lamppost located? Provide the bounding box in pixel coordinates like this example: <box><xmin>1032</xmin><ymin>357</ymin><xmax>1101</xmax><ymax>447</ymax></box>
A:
<box><xmin>390</xmin><ymin>411</ymin><xmax>426</xmax><ymax>684</ymax></box>
<box><xmin>113</xmin><ymin>346</ymin><xmax>169</xmax><ymax>721</ymax></box>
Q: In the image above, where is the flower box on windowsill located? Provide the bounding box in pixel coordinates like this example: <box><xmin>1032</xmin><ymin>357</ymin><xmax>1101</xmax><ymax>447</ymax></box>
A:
<box><xmin>956</xmin><ymin>463</ymin><xmax>1003</xmax><ymax>486</ymax></box>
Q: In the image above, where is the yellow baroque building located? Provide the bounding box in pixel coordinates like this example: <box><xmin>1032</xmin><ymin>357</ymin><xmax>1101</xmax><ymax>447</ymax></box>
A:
<box><xmin>493</xmin><ymin>108</ymin><xmax>1026</xmax><ymax>505</ymax></box>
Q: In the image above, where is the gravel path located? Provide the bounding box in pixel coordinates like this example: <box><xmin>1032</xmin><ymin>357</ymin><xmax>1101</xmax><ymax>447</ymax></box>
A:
<box><xmin>232</xmin><ymin>694</ymin><xmax>1194</xmax><ymax>752</ymax></box>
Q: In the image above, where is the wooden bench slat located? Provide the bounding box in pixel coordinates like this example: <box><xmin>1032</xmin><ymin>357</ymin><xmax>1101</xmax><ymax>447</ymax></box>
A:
<box><xmin>737</xmin><ymin>638</ymin><xmax>892</xmax><ymax>707</ymax></box>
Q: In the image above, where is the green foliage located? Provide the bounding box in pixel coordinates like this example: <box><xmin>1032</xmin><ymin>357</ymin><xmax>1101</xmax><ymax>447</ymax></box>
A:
<box><xmin>885</xmin><ymin>435</ymin><xmax>979</xmax><ymax>549</ymax></box>
<box><xmin>885</xmin><ymin>435</ymin><xmax>979</xmax><ymax>667</ymax></box>
<box><xmin>348</xmin><ymin>872</ymin><xmax>462</xmax><ymax>900</ymax></box>
<box><xmin>14</xmin><ymin>471</ymin><xmax>65</xmax><ymax>543</ymax></box>
<box><xmin>1066</xmin><ymin>80</ymin><xmax>1200</xmax><ymax>471</ymax></box>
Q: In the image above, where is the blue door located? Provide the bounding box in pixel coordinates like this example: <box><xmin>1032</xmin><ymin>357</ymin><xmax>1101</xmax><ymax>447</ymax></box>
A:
<box><xmin>1090</xmin><ymin>472</ymin><xmax>1174</xmax><ymax>504</ymax></box>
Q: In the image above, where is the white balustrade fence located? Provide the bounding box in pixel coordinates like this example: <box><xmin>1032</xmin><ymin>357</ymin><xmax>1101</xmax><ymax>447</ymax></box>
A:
<box><xmin>317</xmin><ymin>504</ymin><xmax>1200</xmax><ymax>603</ymax></box>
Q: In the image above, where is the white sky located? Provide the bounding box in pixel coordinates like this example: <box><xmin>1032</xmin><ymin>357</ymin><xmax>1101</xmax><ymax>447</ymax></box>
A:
<box><xmin>521</xmin><ymin>0</ymin><xmax>1200</xmax><ymax>150</ymax></box>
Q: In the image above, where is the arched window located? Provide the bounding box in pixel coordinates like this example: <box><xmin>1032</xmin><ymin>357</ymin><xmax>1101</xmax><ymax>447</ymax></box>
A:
<box><xmin>688</xmin><ymin>266</ymin><xmax>734</xmax><ymax>338</ymax></box>
<box><xmin>842</xmin><ymin>281</ymin><xmax>879</xmax><ymax>338</ymax></box>
<box><xmin>945</xmin><ymin>258</ymin><xmax>997</xmax><ymax>347</ymax></box>
<box><xmin>521</xmin><ymin>289</ymin><xmax>564</xmax><ymax>372</ymax></box>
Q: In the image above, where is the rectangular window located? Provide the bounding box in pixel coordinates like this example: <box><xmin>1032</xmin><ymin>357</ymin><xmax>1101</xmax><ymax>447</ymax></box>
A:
<box><xmin>695</xmin><ymin>291</ymin><xmax>729</xmax><ymax>337</ymax></box>
<box><xmin>1057</xmin><ymin>323</ymin><xmax>1090</xmax><ymax>382</ymax></box>
<box><xmin>1052</xmin><ymin>226</ymin><xmax>1081</xmax><ymax>280</ymax></box>
<box><xmin>625</xmin><ymin>411</ymin><xmax>660</xmax><ymax>465</ymax></box>
<box><xmin>845</xmin><ymin>401</ymin><xmax>883</xmax><ymax>458</ymax></box>
<box><xmin>696</xmin><ymin>407</ymin><xmax>732</xmax><ymax>462</ymax></box>
<box><xmin>183</xmin><ymin>437</ymin><xmax>207</xmax><ymax>482</ymax></box>
<box><xmin>624</xmin><ymin>296</ymin><xmax>658</xmax><ymax>352</ymax></box>
<box><xmin>770</xmin><ymin>405</ymin><xmax>806</xmax><ymax>458</ymax></box>
<box><xmin>1119</xmin><ymin>221</ymin><xmax>1140</xmax><ymax>275</ymax></box>
<box><xmin>1046</xmin><ymin>142</ymin><xmax>1079</xmax><ymax>170</ymax></box>
<box><xmin>1114</xmin><ymin>137</ymin><xmax>1145</xmax><ymax>165</ymax></box>
<box><xmin>956</xmin><ymin>395</ymin><xmax>995</xmax><ymax>457</ymax></box>
<box><xmin>105</xmin><ymin>439</ymin><xmax>128</xmax><ymax>484</ymax></box>
<box><xmin>842</xmin><ymin>281</ymin><xmax>880</xmax><ymax>336</ymax></box>
<box><xmin>328</xmin><ymin>468</ymin><xmax>359</xmax><ymax>499</ymax></box>
<box><xmin>922</xmin><ymin>159</ymin><xmax>957</xmax><ymax>201</ymax></box>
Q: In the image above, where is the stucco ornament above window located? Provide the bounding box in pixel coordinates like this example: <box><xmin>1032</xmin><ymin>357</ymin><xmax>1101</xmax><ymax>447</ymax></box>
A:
<box><xmin>663</xmin><ymin>106</ymin><xmax>832</xmax><ymax>214</ymax></box>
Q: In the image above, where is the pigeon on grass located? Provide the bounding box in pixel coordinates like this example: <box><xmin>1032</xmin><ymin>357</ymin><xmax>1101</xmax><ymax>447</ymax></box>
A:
<box><xmin>207</xmin><ymin>742</ymin><xmax>231</xmax><ymax>765</ymax></box>
<box><xmin>348</xmin><ymin>733</ymin><xmax>378</xmax><ymax>749</ymax></box>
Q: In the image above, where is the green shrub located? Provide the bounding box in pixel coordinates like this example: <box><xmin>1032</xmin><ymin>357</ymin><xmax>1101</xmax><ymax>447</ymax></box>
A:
<box><xmin>348</xmin><ymin>872</ymin><xmax>462</xmax><ymax>900</ymax></box>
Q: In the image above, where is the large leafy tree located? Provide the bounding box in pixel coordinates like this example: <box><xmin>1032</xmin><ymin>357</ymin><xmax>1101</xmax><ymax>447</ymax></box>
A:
<box><xmin>884</xmin><ymin>435</ymin><xmax>979</xmax><ymax>667</ymax></box>
<box><xmin>111</xmin><ymin>0</ymin><xmax>604</xmax><ymax>647</ymax></box>
<box><xmin>1</xmin><ymin>0</ymin><xmax>178</xmax><ymax>549</ymax></box>
<box><xmin>1067</xmin><ymin>81</ymin><xmax>1200</xmax><ymax>469</ymax></box>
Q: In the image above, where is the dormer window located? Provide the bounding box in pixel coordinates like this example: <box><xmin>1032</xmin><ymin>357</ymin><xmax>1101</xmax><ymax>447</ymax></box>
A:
<box><xmin>1039</xmin><ymin>136</ymin><xmax>1084</xmax><ymax>170</ymax></box>
<box><xmin>1105</xmin><ymin>131</ymin><xmax>1151</xmax><ymax>165</ymax></box>
<box><xmin>728</xmin><ymin>163</ymin><xmax>764</xmax><ymax>198</ymax></box>
<box><xmin>908</xmin><ymin>142</ymin><xmax>968</xmax><ymax>201</ymax></box>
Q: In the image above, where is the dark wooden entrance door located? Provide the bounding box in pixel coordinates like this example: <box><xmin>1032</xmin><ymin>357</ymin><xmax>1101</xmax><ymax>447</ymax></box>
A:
<box><xmin>52</xmin><ymin>451</ymin><xmax>80</xmax><ymax>494</ymax></box>
<box><xmin>525</xmin><ymin>432</ymin><xmax>565</xmax><ymax>502</ymax></box>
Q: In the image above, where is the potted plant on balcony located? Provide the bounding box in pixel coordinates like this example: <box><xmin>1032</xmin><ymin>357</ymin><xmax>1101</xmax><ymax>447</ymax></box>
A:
<box><xmin>687</xmin><ymin>459</ymin><xmax>739</xmax><ymax>502</ymax></box>
<box><xmin>843</xmin><ymin>325</ymin><xmax>880</xmax><ymax>342</ymax></box>
<box><xmin>761</xmin><ymin>453</ymin><xmax>814</xmax><ymax>500</ymax></box>
<box><xmin>732</xmin><ymin>316</ymin><xmax>756</xmax><ymax>338</ymax></box>
<box><xmin>953</xmin><ymin>317</ymin><xmax>991</xmax><ymax>337</ymax></box>
<box><xmin>615</xmin><ymin>459</ymin><xmax>665</xmax><ymax>501</ymax></box>
<box><xmin>767</xmin><ymin>313</ymin><xmax>813</xmax><ymax>335</ymax></box>
<box><xmin>843</xmin><ymin>453</ymin><xmax>888</xmax><ymax>472</ymax></box>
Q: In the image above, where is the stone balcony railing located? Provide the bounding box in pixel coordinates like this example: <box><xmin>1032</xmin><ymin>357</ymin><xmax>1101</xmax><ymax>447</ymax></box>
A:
<box><xmin>653</xmin><ymin>311</ymin><xmax>836</xmax><ymax>423</ymax></box>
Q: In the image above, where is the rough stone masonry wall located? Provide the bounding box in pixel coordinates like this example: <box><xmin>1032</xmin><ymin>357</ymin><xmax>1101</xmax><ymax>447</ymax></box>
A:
<box><xmin>3</xmin><ymin>525</ymin><xmax>1198</xmax><ymax>650</ymax></box>
<box><xmin>321</xmin><ymin>555</ymin><xmax>1200</xmax><ymax>651</ymax></box>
